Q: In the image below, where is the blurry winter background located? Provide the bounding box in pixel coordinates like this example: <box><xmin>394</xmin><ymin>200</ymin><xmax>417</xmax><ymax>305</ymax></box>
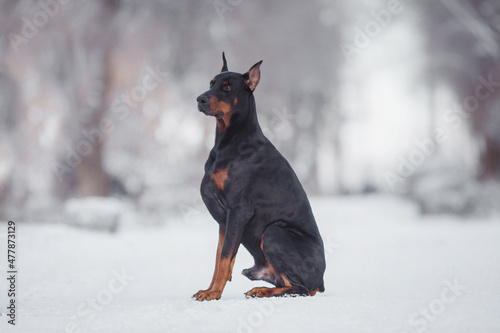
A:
<box><xmin>0</xmin><ymin>0</ymin><xmax>499</xmax><ymax>220</ymax></box>
<box><xmin>0</xmin><ymin>0</ymin><xmax>499</xmax><ymax>332</ymax></box>
<box><xmin>1</xmin><ymin>0</ymin><xmax>500</xmax><ymax>222</ymax></box>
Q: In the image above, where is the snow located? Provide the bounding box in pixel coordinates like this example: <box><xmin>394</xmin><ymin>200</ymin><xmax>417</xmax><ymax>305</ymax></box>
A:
<box><xmin>63</xmin><ymin>197</ymin><xmax>135</xmax><ymax>232</ymax></box>
<box><xmin>1</xmin><ymin>195</ymin><xmax>499</xmax><ymax>333</ymax></box>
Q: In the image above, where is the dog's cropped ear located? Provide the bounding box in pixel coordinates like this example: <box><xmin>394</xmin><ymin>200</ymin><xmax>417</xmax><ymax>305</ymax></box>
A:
<box><xmin>221</xmin><ymin>52</ymin><xmax>228</xmax><ymax>72</ymax></box>
<box><xmin>243</xmin><ymin>60</ymin><xmax>262</xmax><ymax>91</ymax></box>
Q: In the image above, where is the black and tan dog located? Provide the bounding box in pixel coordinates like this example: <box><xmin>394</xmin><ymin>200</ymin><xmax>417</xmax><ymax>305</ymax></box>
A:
<box><xmin>193</xmin><ymin>53</ymin><xmax>325</xmax><ymax>301</ymax></box>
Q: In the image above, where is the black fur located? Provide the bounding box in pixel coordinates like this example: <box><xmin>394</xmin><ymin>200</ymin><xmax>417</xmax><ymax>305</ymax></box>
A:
<box><xmin>196</xmin><ymin>54</ymin><xmax>325</xmax><ymax>297</ymax></box>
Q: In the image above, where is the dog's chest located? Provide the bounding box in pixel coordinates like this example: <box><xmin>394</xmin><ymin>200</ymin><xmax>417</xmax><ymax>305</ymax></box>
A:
<box><xmin>200</xmin><ymin>167</ymin><xmax>229</xmax><ymax>224</ymax></box>
<box><xmin>202</xmin><ymin>157</ymin><xmax>229</xmax><ymax>194</ymax></box>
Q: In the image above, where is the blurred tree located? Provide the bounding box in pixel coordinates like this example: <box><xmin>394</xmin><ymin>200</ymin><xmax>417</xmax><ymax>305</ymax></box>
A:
<box><xmin>0</xmin><ymin>0</ymin><xmax>21</xmax><ymax>218</ymax></box>
<box><xmin>420</xmin><ymin>0</ymin><xmax>500</xmax><ymax>181</ymax></box>
<box><xmin>53</xmin><ymin>0</ymin><xmax>122</xmax><ymax>198</ymax></box>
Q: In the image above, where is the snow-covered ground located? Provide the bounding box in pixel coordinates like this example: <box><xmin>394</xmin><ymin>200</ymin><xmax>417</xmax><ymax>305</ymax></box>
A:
<box><xmin>0</xmin><ymin>195</ymin><xmax>499</xmax><ymax>333</ymax></box>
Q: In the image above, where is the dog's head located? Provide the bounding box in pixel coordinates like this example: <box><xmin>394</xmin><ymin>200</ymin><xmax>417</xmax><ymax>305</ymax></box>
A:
<box><xmin>196</xmin><ymin>53</ymin><xmax>262</xmax><ymax>131</ymax></box>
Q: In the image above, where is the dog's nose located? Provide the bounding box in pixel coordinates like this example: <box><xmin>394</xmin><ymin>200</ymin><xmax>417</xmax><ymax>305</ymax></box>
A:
<box><xmin>197</xmin><ymin>94</ymin><xmax>208</xmax><ymax>104</ymax></box>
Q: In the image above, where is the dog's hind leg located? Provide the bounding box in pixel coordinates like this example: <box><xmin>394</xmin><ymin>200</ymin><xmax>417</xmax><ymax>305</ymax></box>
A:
<box><xmin>245</xmin><ymin>223</ymin><xmax>325</xmax><ymax>297</ymax></box>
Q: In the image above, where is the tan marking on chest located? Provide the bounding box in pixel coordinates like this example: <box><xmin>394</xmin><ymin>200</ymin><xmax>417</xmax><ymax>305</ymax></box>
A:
<box><xmin>211</xmin><ymin>168</ymin><xmax>228</xmax><ymax>191</ymax></box>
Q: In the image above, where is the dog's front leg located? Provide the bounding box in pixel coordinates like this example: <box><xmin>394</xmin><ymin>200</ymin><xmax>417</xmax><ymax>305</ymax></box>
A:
<box><xmin>193</xmin><ymin>204</ymin><xmax>253</xmax><ymax>301</ymax></box>
<box><xmin>203</xmin><ymin>226</ymin><xmax>225</xmax><ymax>292</ymax></box>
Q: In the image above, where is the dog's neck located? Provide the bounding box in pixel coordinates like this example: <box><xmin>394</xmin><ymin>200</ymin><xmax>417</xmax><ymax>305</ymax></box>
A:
<box><xmin>213</xmin><ymin>96</ymin><xmax>264</xmax><ymax>151</ymax></box>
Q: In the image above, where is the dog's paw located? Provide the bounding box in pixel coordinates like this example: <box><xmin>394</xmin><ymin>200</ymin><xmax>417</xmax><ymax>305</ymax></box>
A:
<box><xmin>192</xmin><ymin>289</ymin><xmax>222</xmax><ymax>301</ymax></box>
<box><xmin>245</xmin><ymin>287</ymin><xmax>272</xmax><ymax>298</ymax></box>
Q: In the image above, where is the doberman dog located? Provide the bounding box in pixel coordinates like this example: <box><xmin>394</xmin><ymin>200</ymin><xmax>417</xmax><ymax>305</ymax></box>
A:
<box><xmin>193</xmin><ymin>53</ymin><xmax>326</xmax><ymax>301</ymax></box>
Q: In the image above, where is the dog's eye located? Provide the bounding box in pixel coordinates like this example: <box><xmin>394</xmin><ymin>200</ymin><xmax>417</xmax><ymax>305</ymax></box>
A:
<box><xmin>210</xmin><ymin>80</ymin><xmax>215</xmax><ymax>88</ymax></box>
<box><xmin>222</xmin><ymin>85</ymin><xmax>231</xmax><ymax>92</ymax></box>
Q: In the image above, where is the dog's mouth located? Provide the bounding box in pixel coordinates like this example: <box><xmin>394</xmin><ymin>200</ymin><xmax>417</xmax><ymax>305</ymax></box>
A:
<box><xmin>198</xmin><ymin>104</ymin><xmax>224</xmax><ymax>118</ymax></box>
<box><xmin>198</xmin><ymin>104</ymin><xmax>212</xmax><ymax>115</ymax></box>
